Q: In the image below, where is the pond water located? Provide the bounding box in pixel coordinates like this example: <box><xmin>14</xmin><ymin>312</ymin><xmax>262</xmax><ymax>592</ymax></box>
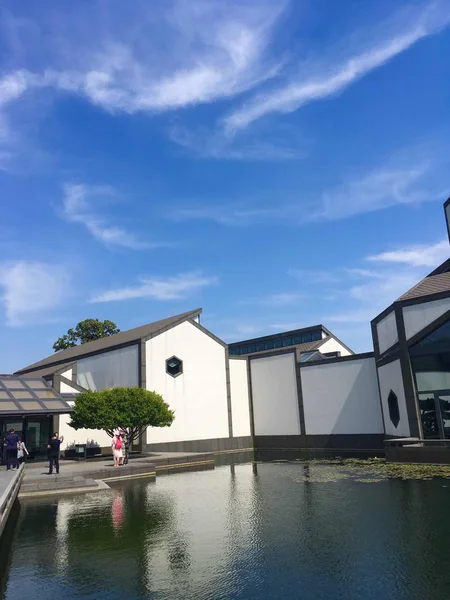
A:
<box><xmin>2</xmin><ymin>462</ymin><xmax>450</xmax><ymax>600</ymax></box>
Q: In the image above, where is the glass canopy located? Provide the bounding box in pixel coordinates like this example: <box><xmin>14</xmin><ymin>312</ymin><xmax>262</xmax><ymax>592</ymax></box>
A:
<box><xmin>0</xmin><ymin>376</ymin><xmax>73</xmax><ymax>415</ymax></box>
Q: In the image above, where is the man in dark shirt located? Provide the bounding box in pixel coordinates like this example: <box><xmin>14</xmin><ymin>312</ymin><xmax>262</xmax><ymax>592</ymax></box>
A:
<box><xmin>4</xmin><ymin>429</ymin><xmax>20</xmax><ymax>471</ymax></box>
<box><xmin>47</xmin><ymin>432</ymin><xmax>64</xmax><ymax>475</ymax></box>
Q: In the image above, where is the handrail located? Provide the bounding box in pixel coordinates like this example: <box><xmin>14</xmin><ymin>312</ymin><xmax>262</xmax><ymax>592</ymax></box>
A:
<box><xmin>0</xmin><ymin>464</ymin><xmax>25</xmax><ymax>536</ymax></box>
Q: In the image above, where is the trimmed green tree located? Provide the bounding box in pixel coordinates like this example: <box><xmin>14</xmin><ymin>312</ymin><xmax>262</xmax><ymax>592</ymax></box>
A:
<box><xmin>53</xmin><ymin>319</ymin><xmax>120</xmax><ymax>352</ymax></box>
<box><xmin>69</xmin><ymin>387</ymin><xmax>175</xmax><ymax>447</ymax></box>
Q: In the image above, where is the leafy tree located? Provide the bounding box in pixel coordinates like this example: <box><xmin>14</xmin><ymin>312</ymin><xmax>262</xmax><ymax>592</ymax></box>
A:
<box><xmin>69</xmin><ymin>387</ymin><xmax>175</xmax><ymax>445</ymax></box>
<box><xmin>53</xmin><ymin>318</ymin><xmax>120</xmax><ymax>352</ymax></box>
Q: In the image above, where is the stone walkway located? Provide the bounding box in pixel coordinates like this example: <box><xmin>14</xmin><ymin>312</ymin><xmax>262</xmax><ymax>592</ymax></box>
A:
<box><xmin>19</xmin><ymin>451</ymin><xmax>215</xmax><ymax>497</ymax></box>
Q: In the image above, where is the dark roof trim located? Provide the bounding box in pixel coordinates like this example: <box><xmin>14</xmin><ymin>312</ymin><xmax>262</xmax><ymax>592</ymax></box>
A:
<box><xmin>59</xmin><ymin>375</ymin><xmax>88</xmax><ymax>394</ymax></box>
<box><xmin>16</xmin><ymin>309</ymin><xmax>202</xmax><ymax>375</ymax></box>
<box><xmin>299</xmin><ymin>352</ymin><xmax>374</xmax><ymax>368</ymax></box>
<box><xmin>228</xmin><ymin>324</ymin><xmax>328</xmax><ymax>347</ymax></box>
<box><xmin>314</xmin><ymin>334</ymin><xmax>355</xmax><ymax>356</ymax></box>
<box><xmin>186</xmin><ymin>319</ymin><xmax>227</xmax><ymax>348</ymax></box>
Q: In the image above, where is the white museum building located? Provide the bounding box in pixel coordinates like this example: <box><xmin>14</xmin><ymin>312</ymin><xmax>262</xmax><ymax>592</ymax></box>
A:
<box><xmin>2</xmin><ymin>198</ymin><xmax>449</xmax><ymax>460</ymax></box>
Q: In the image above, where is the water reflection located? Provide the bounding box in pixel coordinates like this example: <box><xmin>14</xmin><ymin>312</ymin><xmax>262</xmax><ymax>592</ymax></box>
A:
<box><xmin>3</xmin><ymin>463</ymin><xmax>450</xmax><ymax>600</ymax></box>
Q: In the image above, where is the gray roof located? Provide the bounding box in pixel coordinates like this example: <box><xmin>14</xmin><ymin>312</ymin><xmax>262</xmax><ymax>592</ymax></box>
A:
<box><xmin>16</xmin><ymin>308</ymin><xmax>202</xmax><ymax>375</ymax></box>
<box><xmin>398</xmin><ymin>272</ymin><xmax>450</xmax><ymax>301</ymax></box>
<box><xmin>0</xmin><ymin>375</ymin><xmax>74</xmax><ymax>415</ymax></box>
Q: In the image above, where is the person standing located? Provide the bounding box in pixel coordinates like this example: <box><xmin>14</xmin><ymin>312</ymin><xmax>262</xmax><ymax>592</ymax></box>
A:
<box><xmin>17</xmin><ymin>440</ymin><xmax>29</xmax><ymax>464</ymax></box>
<box><xmin>4</xmin><ymin>429</ymin><xmax>20</xmax><ymax>471</ymax></box>
<box><xmin>47</xmin><ymin>432</ymin><xmax>64</xmax><ymax>475</ymax></box>
<box><xmin>112</xmin><ymin>432</ymin><xmax>122</xmax><ymax>467</ymax></box>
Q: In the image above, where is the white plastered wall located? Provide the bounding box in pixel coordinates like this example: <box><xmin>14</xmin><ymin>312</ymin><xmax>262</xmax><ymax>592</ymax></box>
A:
<box><xmin>57</xmin><ymin>367</ymin><xmax>112</xmax><ymax>450</ymax></box>
<box><xmin>250</xmin><ymin>353</ymin><xmax>301</xmax><ymax>435</ymax></box>
<box><xmin>146</xmin><ymin>320</ymin><xmax>229</xmax><ymax>444</ymax></box>
<box><xmin>319</xmin><ymin>337</ymin><xmax>352</xmax><ymax>357</ymax></box>
<box><xmin>229</xmin><ymin>358</ymin><xmax>251</xmax><ymax>437</ymax></box>
<box><xmin>403</xmin><ymin>297</ymin><xmax>450</xmax><ymax>340</ymax></box>
<box><xmin>300</xmin><ymin>357</ymin><xmax>383</xmax><ymax>435</ymax></box>
<box><xmin>376</xmin><ymin>311</ymin><xmax>398</xmax><ymax>354</ymax></box>
<box><xmin>377</xmin><ymin>359</ymin><xmax>410</xmax><ymax>437</ymax></box>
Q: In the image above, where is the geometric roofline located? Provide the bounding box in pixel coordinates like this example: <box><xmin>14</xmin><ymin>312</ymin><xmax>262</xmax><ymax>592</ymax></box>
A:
<box><xmin>228</xmin><ymin>324</ymin><xmax>354</xmax><ymax>356</ymax></box>
<box><xmin>371</xmin><ymin>258</ymin><xmax>450</xmax><ymax>326</ymax></box>
<box><xmin>15</xmin><ymin>308</ymin><xmax>203</xmax><ymax>376</ymax></box>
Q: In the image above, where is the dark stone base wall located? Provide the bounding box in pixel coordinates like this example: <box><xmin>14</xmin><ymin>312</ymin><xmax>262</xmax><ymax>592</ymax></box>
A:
<box><xmin>146</xmin><ymin>436</ymin><xmax>253</xmax><ymax>454</ymax></box>
<box><xmin>386</xmin><ymin>445</ymin><xmax>450</xmax><ymax>464</ymax></box>
<box><xmin>145</xmin><ymin>434</ymin><xmax>385</xmax><ymax>456</ymax></box>
<box><xmin>253</xmin><ymin>434</ymin><xmax>386</xmax><ymax>458</ymax></box>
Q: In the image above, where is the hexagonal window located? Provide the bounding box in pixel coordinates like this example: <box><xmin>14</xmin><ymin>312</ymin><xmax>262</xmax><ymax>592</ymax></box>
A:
<box><xmin>166</xmin><ymin>356</ymin><xmax>183</xmax><ymax>378</ymax></box>
<box><xmin>387</xmin><ymin>390</ymin><xmax>400</xmax><ymax>428</ymax></box>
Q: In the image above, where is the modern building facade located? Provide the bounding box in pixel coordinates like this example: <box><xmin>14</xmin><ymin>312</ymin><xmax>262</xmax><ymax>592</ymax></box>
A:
<box><xmin>9</xmin><ymin>198</ymin><xmax>450</xmax><ymax>459</ymax></box>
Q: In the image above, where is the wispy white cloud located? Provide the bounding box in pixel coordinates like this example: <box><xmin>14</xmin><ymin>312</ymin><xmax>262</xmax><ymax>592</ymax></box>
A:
<box><xmin>322</xmin><ymin>239</ymin><xmax>448</xmax><ymax>324</ymax></box>
<box><xmin>0</xmin><ymin>260</ymin><xmax>68</xmax><ymax>326</ymax></box>
<box><xmin>170</xmin><ymin>143</ymin><xmax>450</xmax><ymax>225</ymax></box>
<box><xmin>168</xmin><ymin>121</ymin><xmax>307</xmax><ymax>161</ymax></box>
<box><xmin>367</xmin><ymin>240</ymin><xmax>449</xmax><ymax>267</ymax></box>
<box><xmin>224</xmin><ymin>2</ymin><xmax>450</xmax><ymax>133</ymax></box>
<box><xmin>90</xmin><ymin>271</ymin><xmax>218</xmax><ymax>303</ymax></box>
<box><xmin>61</xmin><ymin>183</ymin><xmax>155</xmax><ymax>250</ymax></box>
<box><xmin>0</xmin><ymin>2</ymin><xmax>284</xmax><ymax>114</ymax></box>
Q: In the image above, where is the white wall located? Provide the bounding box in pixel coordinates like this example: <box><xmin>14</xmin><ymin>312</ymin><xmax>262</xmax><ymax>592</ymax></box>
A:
<box><xmin>376</xmin><ymin>311</ymin><xmax>398</xmax><ymax>354</ymax></box>
<box><xmin>403</xmin><ymin>297</ymin><xmax>450</xmax><ymax>340</ymax></box>
<box><xmin>146</xmin><ymin>321</ymin><xmax>229</xmax><ymax>443</ymax></box>
<box><xmin>319</xmin><ymin>337</ymin><xmax>352</xmax><ymax>357</ymax></box>
<box><xmin>300</xmin><ymin>357</ymin><xmax>383</xmax><ymax>435</ymax></box>
<box><xmin>57</xmin><ymin>408</ymin><xmax>112</xmax><ymax>450</ymax></box>
<box><xmin>77</xmin><ymin>345</ymin><xmax>139</xmax><ymax>391</ymax></box>
<box><xmin>377</xmin><ymin>359</ymin><xmax>410</xmax><ymax>437</ymax></box>
<box><xmin>250</xmin><ymin>353</ymin><xmax>301</xmax><ymax>436</ymax></box>
<box><xmin>229</xmin><ymin>358</ymin><xmax>251</xmax><ymax>437</ymax></box>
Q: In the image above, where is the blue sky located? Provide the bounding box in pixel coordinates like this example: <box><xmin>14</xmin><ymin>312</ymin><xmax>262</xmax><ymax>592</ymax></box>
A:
<box><xmin>1</xmin><ymin>0</ymin><xmax>450</xmax><ymax>372</ymax></box>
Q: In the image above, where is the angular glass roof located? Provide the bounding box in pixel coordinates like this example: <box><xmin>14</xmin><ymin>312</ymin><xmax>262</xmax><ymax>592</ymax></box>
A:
<box><xmin>0</xmin><ymin>376</ymin><xmax>73</xmax><ymax>415</ymax></box>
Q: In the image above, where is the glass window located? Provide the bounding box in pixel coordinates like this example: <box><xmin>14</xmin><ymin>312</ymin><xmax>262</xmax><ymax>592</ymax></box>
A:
<box><xmin>410</xmin><ymin>319</ymin><xmax>450</xmax><ymax>356</ymax></box>
<box><xmin>166</xmin><ymin>356</ymin><xmax>183</xmax><ymax>377</ymax></box>
<box><xmin>291</xmin><ymin>335</ymin><xmax>303</xmax><ymax>345</ymax></box>
<box><xmin>311</xmin><ymin>331</ymin><xmax>322</xmax><ymax>341</ymax></box>
<box><xmin>274</xmin><ymin>338</ymin><xmax>283</xmax><ymax>348</ymax></box>
<box><xmin>77</xmin><ymin>345</ymin><xmax>139</xmax><ymax>391</ymax></box>
<box><xmin>256</xmin><ymin>343</ymin><xmax>266</xmax><ymax>352</ymax></box>
<box><xmin>265</xmin><ymin>341</ymin><xmax>274</xmax><ymax>350</ymax></box>
<box><xmin>300</xmin><ymin>352</ymin><xmax>315</xmax><ymax>362</ymax></box>
<box><xmin>302</xmin><ymin>333</ymin><xmax>312</xmax><ymax>343</ymax></box>
<box><xmin>418</xmin><ymin>393</ymin><xmax>440</xmax><ymax>438</ymax></box>
<box><xmin>247</xmin><ymin>344</ymin><xmax>256</xmax><ymax>353</ymax></box>
<box><xmin>282</xmin><ymin>337</ymin><xmax>292</xmax><ymax>347</ymax></box>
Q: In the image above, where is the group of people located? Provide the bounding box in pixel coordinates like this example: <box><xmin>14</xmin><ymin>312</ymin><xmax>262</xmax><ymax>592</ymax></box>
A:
<box><xmin>111</xmin><ymin>430</ymin><xmax>130</xmax><ymax>467</ymax></box>
<box><xmin>2</xmin><ymin>428</ymin><xmax>28</xmax><ymax>470</ymax></box>
<box><xmin>1</xmin><ymin>429</ymin><xmax>64</xmax><ymax>475</ymax></box>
